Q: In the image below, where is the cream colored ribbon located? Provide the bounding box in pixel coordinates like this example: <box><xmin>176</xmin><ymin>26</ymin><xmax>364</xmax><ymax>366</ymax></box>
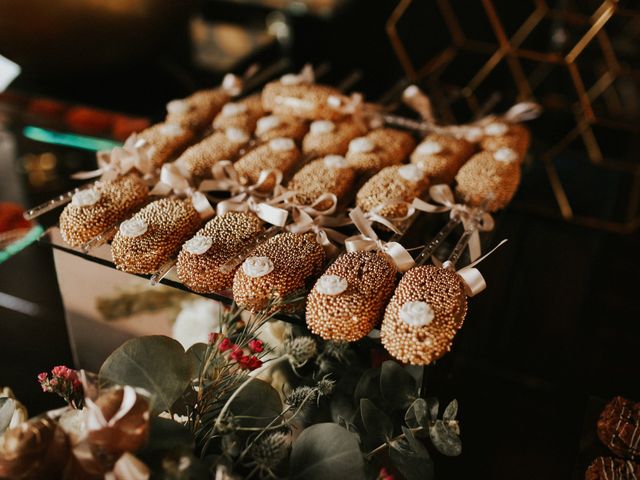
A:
<box><xmin>413</xmin><ymin>184</ymin><xmax>494</xmax><ymax>261</ymax></box>
<box><xmin>150</xmin><ymin>163</ymin><xmax>215</xmax><ymax>219</ymax></box>
<box><xmin>73</xmin><ymin>134</ymin><xmax>155</xmax><ymax>181</ymax></box>
<box><xmin>344</xmin><ymin>207</ymin><xmax>415</xmax><ymax>272</ymax></box>
<box><xmin>199</xmin><ymin>161</ymin><xmax>289</xmax><ymax>227</ymax></box>
<box><xmin>448</xmin><ymin>239</ymin><xmax>508</xmax><ymax>297</ymax></box>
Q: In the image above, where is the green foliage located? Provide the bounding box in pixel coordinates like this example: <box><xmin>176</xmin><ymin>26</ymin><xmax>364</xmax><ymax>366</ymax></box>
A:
<box><xmin>380</xmin><ymin>360</ymin><xmax>417</xmax><ymax>410</ymax></box>
<box><xmin>229</xmin><ymin>379</ymin><xmax>282</xmax><ymax>429</ymax></box>
<box><xmin>360</xmin><ymin>399</ymin><xmax>393</xmax><ymax>445</ymax></box>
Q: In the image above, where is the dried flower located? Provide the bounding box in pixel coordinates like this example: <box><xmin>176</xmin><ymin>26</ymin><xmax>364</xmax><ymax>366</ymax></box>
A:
<box><xmin>285</xmin><ymin>386</ymin><xmax>317</xmax><ymax>409</ymax></box>
<box><xmin>37</xmin><ymin>365</ymin><xmax>83</xmax><ymax>408</ymax></box>
<box><xmin>208</xmin><ymin>332</ymin><xmax>221</xmax><ymax>344</ymax></box>
<box><xmin>247</xmin><ymin>356</ymin><xmax>262</xmax><ymax>371</ymax></box>
<box><xmin>249</xmin><ymin>432</ymin><xmax>290</xmax><ymax>471</ymax></box>
<box><xmin>230</xmin><ymin>345</ymin><xmax>244</xmax><ymax>362</ymax></box>
<box><xmin>219</xmin><ymin>338</ymin><xmax>233</xmax><ymax>352</ymax></box>
<box><xmin>316</xmin><ymin>377</ymin><xmax>335</xmax><ymax>397</ymax></box>
<box><xmin>283</xmin><ymin>337</ymin><xmax>317</xmax><ymax>368</ymax></box>
<box><xmin>322</xmin><ymin>341</ymin><xmax>351</xmax><ymax>363</ymax></box>
<box><xmin>378</xmin><ymin>467</ymin><xmax>395</xmax><ymax>480</ymax></box>
<box><xmin>248</xmin><ymin>339</ymin><xmax>264</xmax><ymax>353</ymax></box>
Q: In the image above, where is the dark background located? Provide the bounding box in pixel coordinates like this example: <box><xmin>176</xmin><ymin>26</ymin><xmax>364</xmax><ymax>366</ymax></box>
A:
<box><xmin>0</xmin><ymin>1</ymin><xmax>638</xmax><ymax>479</ymax></box>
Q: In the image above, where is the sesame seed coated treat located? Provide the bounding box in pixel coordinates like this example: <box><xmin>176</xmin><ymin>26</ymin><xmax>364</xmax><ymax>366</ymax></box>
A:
<box><xmin>585</xmin><ymin>457</ymin><xmax>640</xmax><ymax>480</ymax></box>
<box><xmin>234</xmin><ymin>138</ymin><xmax>302</xmax><ymax>191</ymax></box>
<box><xmin>255</xmin><ymin>115</ymin><xmax>309</xmax><ymax>143</ymax></box>
<box><xmin>165</xmin><ymin>88</ymin><xmax>231</xmax><ymax>132</ymax></box>
<box><xmin>176</xmin><ymin>212</ymin><xmax>265</xmax><ymax>293</ymax></box>
<box><xmin>212</xmin><ymin>95</ymin><xmax>264</xmax><ymax>133</ymax></box>
<box><xmin>479</xmin><ymin>121</ymin><xmax>531</xmax><ymax>161</ymax></box>
<box><xmin>381</xmin><ymin>265</ymin><xmax>468</xmax><ymax>365</ymax></box>
<box><xmin>455</xmin><ymin>149</ymin><xmax>521</xmax><ymax>212</ymax></box>
<box><xmin>59</xmin><ymin>174</ymin><xmax>149</xmax><ymax>247</ymax></box>
<box><xmin>306</xmin><ymin>251</ymin><xmax>398</xmax><ymax>341</ymax></box>
<box><xmin>232</xmin><ymin>232</ymin><xmax>325</xmax><ymax>313</ymax></box>
<box><xmin>410</xmin><ymin>133</ymin><xmax>476</xmax><ymax>184</ymax></box>
<box><xmin>111</xmin><ymin>198</ymin><xmax>202</xmax><ymax>274</ymax></box>
<box><xmin>356</xmin><ymin>164</ymin><xmax>429</xmax><ymax>219</ymax></box>
<box><xmin>286</xmin><ymin>156</ymin><xmax>356</xmax><ymax>209</ymax></box>
<box><xmin>262</xmin><ymin>80</ymin><xmax>345</xmax><ymax>121</ymax></box>
<box><xmin>179</xmin><ymin>128</ymin><xmax>250</xmax><ymax>179</ymax></box>
<box><xmin>137</xmin><ymin>122</ymin><xmax>195</xmax><ymax>169</ymax></box>
<box><xmin>346</xmin><ymin>128</ymin><xmax>416</xmax><ymax>176</ymax></box>
<box><xmin>597</xmin><ymin>396</ymin><xmax>640</xmax><ymax>459</ymax></box>
<box><xmin>302</xmin><ymin>118</ymin><xmax>368</xmax><ymax>158</ymax></box>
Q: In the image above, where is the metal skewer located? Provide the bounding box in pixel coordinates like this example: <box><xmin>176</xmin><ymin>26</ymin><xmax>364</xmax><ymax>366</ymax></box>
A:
<box><xmin>23</xmin><ymin>183</ymin><xmax>96</xmax><ymax>221</ymax></box>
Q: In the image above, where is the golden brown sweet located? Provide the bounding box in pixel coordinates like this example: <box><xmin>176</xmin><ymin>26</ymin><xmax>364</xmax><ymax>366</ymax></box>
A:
<box><xmin>137</xmin><ymin>122</ymin><xmax>195</xmax><ymax>169</ymax></box>
<box><xmin>302</xmin><ymin>118</ymin><xmax>368</xmax><ymax>158</ymax></box>
<box><xmin>165</xmin><ymin>88</ymin><xmax>231</xmax><ymax>132</ymax></box>
<box><xmin>255</xmin><ymin>114</ymin><xmax>309</xmax><ymax>142</ymax></box>
<box><xmin>176</xmin><ymin>212</ymin><xmax>265</xmax><ymax>293</ymax></box>
<box><xmin>234</xmin><ymin>138</ymin><xmax>302</xmax><ymax>191</ymax></box>
<box><xmin>212</xmin><ymin>95</ymin><xmax>264</xmax><ymax>133</ymax></box>
<box><xmin>179</xmin><ymin>128</ymin><xmax>250</xmax><ymax>179</ymax></box>
<box><xmin>410</xmin><ymin>133</ymin><xmax>476</xmax><ymax>184</ymax></box>
<box><xmin>597</xmin><ymin>397</ymin><xmax>640</xmax><ymax>459</ymax></box>
<box><xmin>111</xmin><ymin>198</ymin><xmax>202</xmax><ymax>274</ymax></box>
<box><xmin>585</xmin><ymin>457</ymin><xmax>640</xmax><ymax>480</ymax></box>
<box><xmin>479</xmin><ymin>121</ymin><xmax>531</xmax><ymax>160</ymax></box>
<box><xmin>381</xmin><ymin>265</ymin><xmax>468</xmax><ymax>365</ymax></box>
<box><xmin>262</xmin><ymin>79</ymin><xmax>345</xmax><ymax>120</ymax></box>
<box><xmin>356</xmin><ymin>164</ymin><xmax>429</xmax><ymax>219</ymax></box>
<box><xmin>306</xmin><ymin>251</ymin><xmax>397</xmax><ymax>341</ymax></box>
<box><xmin>59</xmin><ymin>174</ymin><xmax>149</xmax><ymax>247</ymax></box>
<box><xmin>455</xmin><ymin>148</ymin><xmax>521</xmax><ymax>212</ymax></box>
<box><xmin>346</xmin><ymin>128</ymin><xmax>416</xmax><ymax>176</ymax></box>
<box><xmin>232</xmin><ymin>232</ymin><xmax>325</xmax><ymax>313</ymax></box>
<box><xmin>286</xmin><ymin>156</ymin><xmax>356</xmax><ymax>210</ymax></box>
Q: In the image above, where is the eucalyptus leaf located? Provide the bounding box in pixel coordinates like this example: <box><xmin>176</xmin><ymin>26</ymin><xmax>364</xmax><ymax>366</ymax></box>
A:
<box><xmin>360</xmin><ymin>399</ymin><xmax>393</xmax><ymax>445</ymax></box>
<box><xmin>229</xmin><ymin>379</ymin><xmax>282</xmax><ymax>429</ymax></box>
<box><xmin>354</xmin><ymin>369</ymin><xmax>381</xmax><ymax>405</ymax></box>
<box><xmin>389</xmin><ymin>434</ymin><xmax>434</xmax><ymax>480</ymax></box>
<box><xmin>426</xmin><ymin>397</ymin><xmax>439</xmax><ymax>422</ymax></box>
<box><xmin>99</xmin><ymin>335</ymin><xmax>193</xmax><ymax>413</ymax></box>
<box><xmin>443</xmin><ymin>399</ymin><xmax>458</xmax><ymax>421</ymax></box>
<box><xmin>380</xmin><ymin>361</ymin><xmax>417</xmax><ymax>410</ymax></box>
<box><xmin>186</xmin><ymin>343</ymin><xmax>208</xmax><ymax>375</ymax></box>
<box><xmin>330</xmin><ymin>393</ymin><xmax>356</xmax><ymax>424</ymax></box>
<box><xmin>289</xmin><ymin>423</ymin><xmax>365</xmax><ymax>480</ymax></box>
<box><xmin>0</xmin><ymin>398</ymin><xmax>15</xmax><ymax>434</ymax></box>
<box><xmin>429</xmin><ymin>420</ymin><xmax>462</xmax><ymax>456</ymax></box>
<box><xmin>405</xmin><ymin>398</ymin><xmax>428</xmax><ymax>429</ymax></box>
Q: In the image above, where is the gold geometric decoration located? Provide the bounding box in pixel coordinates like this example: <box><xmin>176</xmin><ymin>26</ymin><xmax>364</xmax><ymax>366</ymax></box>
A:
<box><xmin>387</xmin><ymin>0</ymin><xmax>640</xmax><ymax>232</ymax></box>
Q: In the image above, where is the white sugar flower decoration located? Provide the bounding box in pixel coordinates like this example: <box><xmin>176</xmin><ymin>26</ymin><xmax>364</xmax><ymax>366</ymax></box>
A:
<box><xmin>242</xmin><ymin>256</ymin><xmax>274</xmax><ymax>278</ymax></box>
<box><xmin>119</xmin><ymin>218</ymin><xmax>148</xmax><ymax>238</ymax></box>
<box><xmin>184</xmin><ymin>236</ymin><xmax>212</xmax><ymax>255</ymax></box>
<box><xmin>310</xmin><ymin>120</ymin><xmax>335</xmax><ymax>135</ymax></box>
<box><xmin>349</xmin><ymin>137</ymin><xmax>375</xmax><ymax>154</ymax></box>
<box><xmin>316</xmin><ymin>275</ymin><xmax>348</xmax><ymax>295</ymax></box>
<box><xmin>72</xmin><ymin>189</ymin><xmax>101</xmax><ymax>207</ymax></box>
<box><xmin>400</xmin><ymin>301</ymin><xmax>434</xmax><ymax>327</ymax></box>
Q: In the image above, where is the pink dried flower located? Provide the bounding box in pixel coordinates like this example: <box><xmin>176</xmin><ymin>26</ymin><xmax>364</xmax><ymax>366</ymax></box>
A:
<box><xmin>208</xmin><ymin>332</ymin><xmax>221</xmax><ymax>344</ymax></box>
<box><xmin>248</xmin><ymin>356</ymin><xmax>262</xmax><ymax>371</ymax></box>
<box><xmin>218</xmin><ymin>338</ymin><xmax>233</xmax><ymax>352</ymax></box>
<box><xmin>248</xmin><ymin>339</ymin><xmax>264</xmax><ymax>353</ymax></box>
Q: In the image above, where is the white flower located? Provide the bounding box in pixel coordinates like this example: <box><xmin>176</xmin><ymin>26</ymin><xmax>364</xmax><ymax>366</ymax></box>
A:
<box><xmin>166</xmin><ymin>99</ymin><xmax>189</xmax><ymax>115</ymax></box>
<box><xmin>323</xmin><ymin>155</ymin><xmax>347</xmax><ymax>169</ymax></box>
<box><xmin>316</xmin><ymin>275</ymin><xmax>348</xmax><ymax>295</ymax></box>
<box><xmin>464</xmin><ymin>127</ymin><xmax>484</xmax><ymax>142</ymax></box>
<box><xmin>398</xmin><ymin>164</ymin><xmax>424</xmax><ymax>182</ymax></box>
<box><xmin>72</xmin><ymin>188</ymin><xmax>101</xmax><ymax>207</ymax></box>
<box><xmin>172</xmin><ymin>298</ymin><xmax>222</xmax><ymax>349</ymax></box>
<box><xmin>119</xmin><ymin>218</ymin><xmax>148</xmax><ymax>238</ymax></box>
<box><xmin>310</xmin><ymin>120</ymin><xmax>335</xmax><ymax>135</ymax></box>
<box><xmin>221</xmin><ymin>102</ymin><xmax>247</xmax><ymax>117</ymax></box>
<box><xmin>242</xmin><ymin>256</ymin><xmax>274</xmax><ymax>278</ymax></box>
<box><xmin>257</xmin><ymin>115</ymin><xmax>281</xmax><ymax>134</ymax></box>
<box><xmin>159</xmin><ymin>123</ymin><xmax>185</xmax><ymax>136</ymax></box>
<box><xmin>484</xmin><ymin>122</ymin><xmax>509</xmax><ymax>136</ymax></box>
<box><xmin>416</xmin><ymin>140</ymin><xmax>443</xmax><ymax>155</ymax></box>
<box><xmin>269</xmin><ymin>137</ymin><xmax>296</xmax><ymax>152</ymax></box>
<box><xmin>225</xmin><ymin>127</ymin><xmax>249</xmax><ymax>143</ymax></box>
<box><xmin>493</xmin><ymin>147</ymin><xmax>518</xmax><ymax>163</ymax></box>
<box><xmin>403</xmin><ymin>84</ymin><xmax>420</xmax><ymax>98</ymax></box>
<box><xmin>400</xmin><ymin>301</ymin><xmax>434</xmax><ymax>327</ymax></box>
<box><xmin>183</xmin><ymin>236</ymin><xmax>212</xmax><ymax>255</ymax></box>
<box><xmin>349</xmin><ymin>137</ymin><xmax>375</xmax><ymax>154</ymax></box>
<box><xmin>280</xmin><ymin>73</ymin><xmax>304</xmax><ymax>85</ymax></box>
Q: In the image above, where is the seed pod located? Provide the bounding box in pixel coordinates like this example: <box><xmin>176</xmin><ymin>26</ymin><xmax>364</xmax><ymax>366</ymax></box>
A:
<box><xmin>455</xmin><ymin>148</ymin><xmax>521</xmax><ymax>212</ymax></box>
<box><xmin>302</xmin><ymin>118</ymin><xmax>367</xmax><ymax>157</ymax></box>
<box><xmin>234</xmin><ymin>138</ymin><xmax>301</xmax><ymax>191</ymax></box>
<box><xmin>286</xmin><ymin>155</ymin><xmax>356</xmax><ymax>209</ymax></box>
<box><xmin>255</xmin><ymin>114</ymin><xmax>309</xmax><ymax>142</ymax></box>
<box><xmin>59</xmin><ymin>174</ymin><xmax>149</xmax><ymax>247</ymax></box>
<box><xmin>410</xmin><ymin>133</ymin><xmax>476</xmax><ymax>184</ymax></box>
<box><xmin>306</xmin><ymin>251</ymin><xmax>397</xmax><ymax>341</ymax></box>
<box><xmin>262</xmin><ymin>79</ymin><xmax>345</xmax><ymax>120</ymax></box>
<box><xmin>137</xmin><ymin>122</ymin><xmax>195</xmax><ymax>169</ymax></box>
<box><xmin>585</xmin><ymin>456</ymin><xmax>640</xmax><ymax>480</ymax></box>
<box><xmin>165</xmin><ymin>88</ymin><xmax>230</xmax><ymax>131</ymax></box>
<box><xmin>479</xmin><ymin>121</ymin><xmax>530</xmax><ymax>160</ymax></box>
<box><xmin>180</xmin><ymin>128</ymin><xmax>250</xmax><ymax>179</ymax></box>
<box><xmin>232</xmin><ymin>232</ymin><xmax>325</xmax><ymax>313</ymax></box>
<box><xmin>356</xmin><ymin>164</ymin><xmax>429</xmax><ymax>219</ymax></box>
<box><xmin>111</xmin><ymin>198</ymin><xmax>202</xmax><ymax>274</ymax></box>
<box><xmin>381</xmin><ymin>265</ymin><xmax>468</xmax><ymax>365</ymax></box>
<box><xmin>212</xmin><ymin>95</ymin><xmax>264</xmax><ymax>133</ymax></box>
<box><xmin>346</xmin><ymin>128</ymin><xmax>416</xmax><ymax>176</ymax></box>
<box><xmin>177</xmin><ymin>212</ymin><xmax>265</xmax><ymax>293</ymax></box>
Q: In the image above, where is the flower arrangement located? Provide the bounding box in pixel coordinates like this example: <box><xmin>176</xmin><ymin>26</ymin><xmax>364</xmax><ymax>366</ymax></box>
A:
<box><xmin>0</xmin><ymin>296</ymin><xmax>461</xmax><ymax>479</ymax></box>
